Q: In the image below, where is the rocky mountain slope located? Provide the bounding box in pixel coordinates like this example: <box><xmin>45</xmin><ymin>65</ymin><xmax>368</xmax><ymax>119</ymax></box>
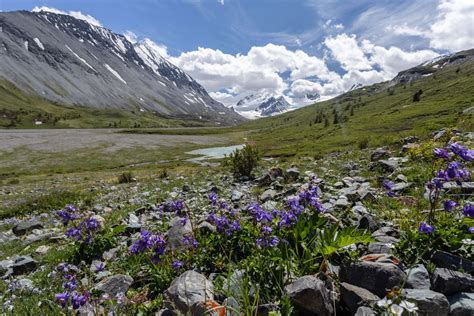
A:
<box><xmin>0</xmin><ymin>10</ymin><xmax>243</xmax><ymax>125</ymax></box>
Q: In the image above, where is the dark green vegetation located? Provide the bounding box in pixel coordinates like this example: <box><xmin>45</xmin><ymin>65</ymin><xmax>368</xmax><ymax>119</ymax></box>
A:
<box><xmin>229</xmin><ymin>144</ymin><xmax>260</xmax><ymax>178</ymax></box>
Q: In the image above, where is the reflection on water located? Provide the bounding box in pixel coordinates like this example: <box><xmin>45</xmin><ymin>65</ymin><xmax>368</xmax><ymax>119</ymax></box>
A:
<box><xmin>185</xmin><ymin>144</ymin><xmax>245</xmax><ymax>162</ymax></box>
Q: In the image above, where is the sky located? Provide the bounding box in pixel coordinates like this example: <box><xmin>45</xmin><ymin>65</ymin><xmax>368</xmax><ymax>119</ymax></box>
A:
<box><xmin>1</xmin><ymin>0</ymin><xmax>473</xmax><ymax>106</ymax></box>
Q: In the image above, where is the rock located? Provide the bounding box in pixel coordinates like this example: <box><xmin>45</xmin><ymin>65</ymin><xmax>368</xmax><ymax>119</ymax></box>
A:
<box><xmin>11</xmin><ymin>256</ymin><xmax>37</xmax><ymax>275</ymax></box>
<box><xmin>431</xmin><ymin>268</ymin><xmax>474</xmax><ymax>295</ymax></box>
<box><xmin>334</xmin><ymin>181</ymin><xmax>344</xmax><ymax>189</ymax></box>
<box><xmin>165</xmin><ymin>270</ymin><xmax>214</xmax><ymax>313</ymax></box>
<box><xmin>12</xmin><ymin>220</ymin><xmax>43</xmax><ymax>236</ymax></box>
<box><xmin>182</xmin><ymin>184</ymin><xmax>191</xmax><ymax>192</ymax></box>
<box><xmin>396</xmin><ymin>174</ymin><xmax>408</xmax><ymax>182</ymax></box>
<box><xmin>197</xmin><ymin>221</ymin><xmax>216</xmax><ymax>234</ymax></box>
<box><xmin>401</xmin><ymin>136</ymin><xmax>419</xmax><ymax>144</ymax></box>
<box><xmin>156</xmin><ymin>309</ymin><xmax>177</xmax><ymax>316</ymax></box>
<box><xmin>340</xmin><ymin>262</ymin><xmax>405</xmax><ymax>297</ymax></box>
<box><xmin>284</xmin><ymin>275</ymin><xmax>334</xmax><ymax>316</ymax></box>
<box><xmin>431</xmin><ymin>250</ymin><xmax>474</xmax><ymax>273</ymax></box>
<box><xmin>102</xmin><ymin>248</ymin><xmax>119</xmax><ymax>261</ymax></box>
<box><xmin>448</xmin><ymin>292</ymin><xmax>474</xmax><ymax>316</ymax></box>
<box><xmin>369</xmin><ymin>160</ymin><xmax>398</xmax><ymax>172</ymax></box>
<box><xmin>405</xmin><ymin>264</ymin><xmax>431</xmax><ymax>289</ymax></box>
<box><xmin>94</xmin><ymin>274</ymin><xmax>133</xmax><ymax>296</ymax></box>
<box><xmin>269</xmin><ymin>167</ymin><xmax>284</xmax><ymax>180</ymax></box>
<box><xmin>368</xmin><ymin>242</ymin><xmax>393</xmax><ymax>254</ymax></box>
<box><xmin>285</xmin><ymin>168</ymin><xmax>300</xmax><ymax>182</ymax></box>
<box><xmin>231</xmin><ymin>190</ymin><xmax>244</xmax><ymax>202</ymax></box>
<box><xmin>355</xmin><ymin>306</ymin><xmax>376</xmax><ymax>316</ymax></box>
<box><xmin>35</xmin><ymin>245</ymin><xmax>50</xmax><ymax>255</ymax></box>
<box><xmin>260</xmin><ymin>189</ymin><xmax>277</xmax><ymax>202</ymax></box>
<box><xmin>370</xmin><ymin>149</ymin><xmax>390</xmax><ymax>161</ymax></box>
<box><xmin>357</xmin><ymin>215</ymin><xmax>379</xmax><ymax>231</ymax></box>
<box><xmin>433</xmin><ymin>129</ymin><xmax>447</xmax><ymax>141</ymax></box>
<box><xmin>340</xmin><ymin>282</ymin><xmax>379</xmax><ymax>314</ymax></box>
<box><xmin>404</xmin><ymin>289</ymin><xmax>449</xmax><ymax>316</ymax></box>
<box><xmin>256</xmin><ymin>303</ymin><xmax>279</xmax><ymax>316</ymax></box>
<box><xmin>167</xmin><ymin>217</ymin><xmax>193</xmax><ymax>250</ymax></box>
<box><xmin>392</xmin><ymin>182</ymin><xmax>412</xmax><ymax>192</ymax></box>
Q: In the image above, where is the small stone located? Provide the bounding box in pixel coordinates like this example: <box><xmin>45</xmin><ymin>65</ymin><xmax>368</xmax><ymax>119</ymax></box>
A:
<box><xmin>368</xmin><ymin>242</ymin><xmax>393</xmax><ymax>254</ymax></box>
<box><xmin>12</xmin><ymin>221</ymin><xmax>43</xmax><ymax>236</ymax></box>
<box><xmin>35</xmin><ymin>245</ymin><xmax>50</xmax><ymax>255</ymax></box>
<box><xmin>167</xmin><ymin>217</ymin><xmax>193</xmax><ymax>250</ymax></box>
<box><xmin>11</xmin><ymin>256</ymin><xmax>37</xmax><ymax>275</ymax></box>
<box><xmin>370</xmin><ymin>149</ymin><xmax>390</xmax><ymax>162</ymax></box>
<box><xmin>94</xmin><ymin>274</ymin><xmax>133</xmax><ymax>296</ymax></box>
<box><xmin>405</xmin><ymin>264</ymin><xmax>430</xmax><ymax>289</ymax></box>
<box><xmin>340</xmin><ymin>282</ymin><xmax>379</xmax><ymax>314</ymax></box>
<box><xmin>260</xmin><ymin>189</ymin><xmax>277</xmax><ymax>202</ymax></box>
<box><xmin>404</xmin><ymin>289</ymin><xmax>449</xmax><ymax>316</ymax></box>
<box><xmin>285</xmin><ymin>168</ymin><xmax>300</xmax><ymax>182</ymax></box>
<box><xmin>231</xmin><ymin>190</ymin><xmax>244</xmax><ymax>202</ymax></box>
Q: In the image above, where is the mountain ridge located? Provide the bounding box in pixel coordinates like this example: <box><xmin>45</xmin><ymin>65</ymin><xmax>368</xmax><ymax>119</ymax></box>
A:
<box><xmin>0</xmin><ymin>10</ymin><xmax>244</xmax><ymax>125</ymax></box>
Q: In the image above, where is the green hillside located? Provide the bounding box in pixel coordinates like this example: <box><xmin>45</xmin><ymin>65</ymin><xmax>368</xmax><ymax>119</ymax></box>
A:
<box><xmin>0</xmin><ymin>80</ymin><xmax>218</xmax><ymax>129</ymax></box>
<box><xmin>240</xmin><ymin>53</ymin><xmax>474</xmax><ymax>156</ymax></box>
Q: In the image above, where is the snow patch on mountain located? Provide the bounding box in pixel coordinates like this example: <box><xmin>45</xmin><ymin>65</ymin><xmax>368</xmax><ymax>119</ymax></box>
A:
<box><xmin>104</xmin><ymin>64</ymin><xmax>127</xmax><ymax>84</ymax></box>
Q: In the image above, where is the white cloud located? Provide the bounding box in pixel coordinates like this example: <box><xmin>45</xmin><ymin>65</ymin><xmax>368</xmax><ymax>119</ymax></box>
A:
<box><xmin>217</xmin><ymin>0</ymin><xmax>225</xmax><ymax>5</ymax></box>
<box><xmin>168</xmin><ymin>44</ymin><xmax>335</xmax><ymax>99</ymax></box>
<box><xmin>324</xmin><ymin>34</ymin><xmax>372</xmax><ymax>71</ymax></box>
<box><xmin>32</xmin><ymin>6</ymin><xmax>102</xmax><ymax>27</ymax></box>
<box><xmin>384</xmin><ymin>0</ymin><xmax>474</xmax><ymax>52</ymax></box>
<box><xmin>429</xmin><ymin>0</ymin><xmax>474</xmax><ymax>51</ymax></box>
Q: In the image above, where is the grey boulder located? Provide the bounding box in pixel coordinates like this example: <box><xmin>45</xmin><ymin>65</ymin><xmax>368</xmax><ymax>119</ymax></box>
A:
<box><xmin>404</xmin><ymin>289</ymin><xmax>449</xmax><ymax>316</ymax></box>
<box><xmin>340</xmin><ymin>262</ymin><xmax>405</xmax><ymax>297</ymax></box>
<box><xmin>284</xmin><ymin>275</ymin><xmax>334</xmax><ymax>316</ymax></box>
<box><xmin>165</xmin><ymin>270</ymin><xmax>214</xmax><ymax>313</ymax></box>
<box><xmin>431</xmin><ymin>268</ymin><xmax>474</xmax><ymax>295</ymax></box>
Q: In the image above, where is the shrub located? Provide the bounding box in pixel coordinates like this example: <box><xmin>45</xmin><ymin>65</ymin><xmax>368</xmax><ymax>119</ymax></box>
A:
<box><xmin>357</xmin><ymin>138</ymin><xmax>370</xmax><ymax>149</ymax></box>
<box><xmin>118</xmin><ymin>172</ymin><xmax>136</xmax><ymax>183</ymax></box>
<box><xmin>228</xmin><ymin>144</ymin><xmax>259</xmax><ymax>179</ymax></box>
<box><xmin>413</xmin><ymin>89</ymin><xmax>423</xmax><ymax>102</ymax></box>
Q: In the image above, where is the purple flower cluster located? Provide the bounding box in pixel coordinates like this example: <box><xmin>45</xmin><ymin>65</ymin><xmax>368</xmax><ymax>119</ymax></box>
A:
<box><xmin>383</xmin><ymin>180</ymin><xmax>396</xmax><ymax>197</ymax></box>
<box><xmin>256</xmin><ymin>235</ymin><xmax>280</xmax><ymax>248</ymax></box>
<box><xmin>443</xmin><ymin>199</ymin><xmax>458</xmax><ymax>212</ymax></box>
<box><xmin>56</xmin><ymin>204</ymin><xmax>80</xmax><ymax>226</ymax></box>
<box><xmin>463</xmin><ymin>203</ymin><xmax>473</xmax><ymax>218</ymax></box>
<box><xmin>172</xmin><ymin>260</ymin><xmax>183</xmax><ymax>271</ymax></box>
<box><xmin>418</xmin><ymin>222</ymin><xmax>435</xmax><ymax>234</ymax></box>
<box><xmin>207</xmin><ymin>193</ymin><xmax>241</xmax><ymax>236</ymax></box>
<box><xmin>182</xmin><ymin>234</ymin><xmax>199</xmax><ymax>248</ymax></box>
<box><xmin>431</xmin><ymin>144</ymin><xmax>472</xmax><ymax>187</ymax></box>
<box><xmin>130</xmin><ymin>230</ymin><xmax>166</xmax><ymax>263</ymax></box>
<box><xmin>65</xmin><ymin>217</ymin><xmax>100</xmax><ymax>244</ymax></box>
<box><xmin>297</xmin><ymin>181</ymin><xmax>325</xmax><ymax>212</ymax></box>
<box><xmin>54</xmin><ymin>263</ymin><xmax>89</xmax><ymax>310</ymax></box>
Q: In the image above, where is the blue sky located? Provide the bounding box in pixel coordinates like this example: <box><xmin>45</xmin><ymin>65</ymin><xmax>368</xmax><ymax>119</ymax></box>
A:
<box><xmin>1</xmin><ymin>0</ymin><xmax>473</xmax><ymax>106</ymax></box>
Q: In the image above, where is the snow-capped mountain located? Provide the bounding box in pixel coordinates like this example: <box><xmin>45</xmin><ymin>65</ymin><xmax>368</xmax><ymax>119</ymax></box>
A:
<box><xmin>234</xmin><ymin>93</ymin><xmax>291</xmax><ymax>118</ymax></box>
<box><xmin>0</xmin><ymin>10</ymin><xmax>243</xmax><ymax>124</ymax></box>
